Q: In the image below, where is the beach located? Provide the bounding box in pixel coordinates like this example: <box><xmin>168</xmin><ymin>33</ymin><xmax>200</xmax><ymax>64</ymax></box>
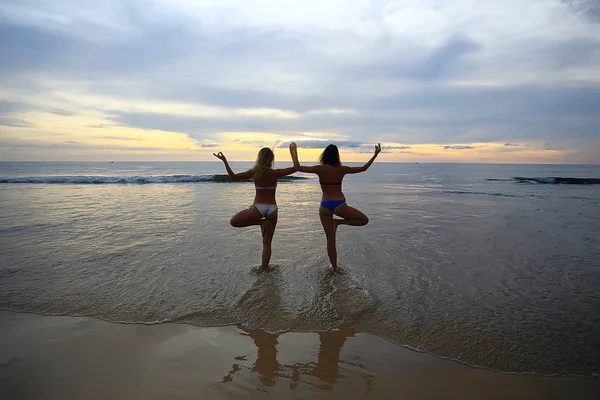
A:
<box><xmin>1</xmin><ymin>161</ymin><xmax>599</xmax><ymax>397</ymax></box>
<box><xmin>2</xmin><ymin>311</ymin><xmax>599</xmax><ymax>399</ymax></box>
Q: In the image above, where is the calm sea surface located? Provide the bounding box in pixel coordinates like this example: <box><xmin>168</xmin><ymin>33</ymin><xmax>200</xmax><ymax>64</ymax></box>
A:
<box><xmin>1</xmin><ymin>162</ymin><xmax>599</xmax><ymax>376</ymax></box>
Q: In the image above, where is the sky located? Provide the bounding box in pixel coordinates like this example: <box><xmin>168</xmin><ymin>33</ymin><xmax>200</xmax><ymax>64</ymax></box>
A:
<box><xmin>0</xmin><ymin>0</ymin><xmax>599</xmax><ymax>163</ymax></box>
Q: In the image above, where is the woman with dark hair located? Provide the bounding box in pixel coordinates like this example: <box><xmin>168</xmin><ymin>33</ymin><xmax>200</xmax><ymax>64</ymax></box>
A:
<box><xmin>214</xmin><ymin>143</ymin><xmax>297</xmax><ymax>271</ymax></box>
<box><xmin>291</xmin><ymin>142</ymin><xmax>381</xmax><ymax>272</ymax></box>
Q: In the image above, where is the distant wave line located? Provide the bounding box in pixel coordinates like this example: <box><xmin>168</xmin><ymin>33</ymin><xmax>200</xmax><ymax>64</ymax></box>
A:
<box><xmin>486</xmin><ymin>177</ymin><xmax>600</xmax><ymax>185</ymax></box>
<box><xmin>0</xmin><ymin>174</ymin><xmax>310</xmax><ymax>184</ymax></box>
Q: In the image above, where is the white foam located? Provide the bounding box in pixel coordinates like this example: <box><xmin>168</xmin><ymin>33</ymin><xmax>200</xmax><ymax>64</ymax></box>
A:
<box><xmin>0</xmin><ymin>175</ymin><xmax>216</xmax><ymax>184</ymax></box>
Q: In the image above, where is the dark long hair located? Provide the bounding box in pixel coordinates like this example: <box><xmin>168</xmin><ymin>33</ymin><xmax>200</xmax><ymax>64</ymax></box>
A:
<box><xmin>319</xmin><ymin>144</ymin><xmax>341</xmax><ymax>166</ymax></box>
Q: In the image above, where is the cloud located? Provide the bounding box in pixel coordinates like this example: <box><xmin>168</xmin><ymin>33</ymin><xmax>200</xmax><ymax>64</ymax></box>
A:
<box><xmin>0</xmin><ymin>137</ymin><xmax>165</xmax><ymax>152</ymax></box>
<box><xmin>0</xmin><ymin>116</ymin><xmax>32</xmax><ymax>127</ymax></box>
<box><xmin>0</xmin><ymin>99</ymin><xmax>77</xmax><ymax>126</ymax></box>
<box><xmin>278</xmin><ymin>140</ymin><xmax>364</xmax><ymax>149</ymax></box>
<box><xmin>442</xmin><ymin>145</ymin><xmax>475</xmax><ymax>150</ymax></box>
<box><xmin>504</xmin><ymin>143</ymin><xmax>530</xmax><ymax>147</ymax></box>
<box><xmin>48</xmin><ymin>108</ymin><xmax>77</xmax><ymax>117</ymax></box>
<box><xmin>383</xmin><ymin>145</ymin><xmax>412</xmax><ymax>150</ymax></box>
<box><xmin>91</xmin><ymin>135</ymin><xmax>139</xmax><ymax>141</ymax></box>
<box><xmin>407</xmin><ymin>36</ymin><xmax>481</xmax><ymax>81</ymax></box>
<box><xmin>561</xmin><ymin>0</ymin><xmax>600</xmax><ymax>23</ymax></box>
<box><xmin>200</xmin><ymin>143</ymin><xmax>218</xmax><ymax>148</ymax></box>
<box><xmin>1</xmin><ymin>0</ymin><xmax>600</xmax><ymax>162</ymax></box>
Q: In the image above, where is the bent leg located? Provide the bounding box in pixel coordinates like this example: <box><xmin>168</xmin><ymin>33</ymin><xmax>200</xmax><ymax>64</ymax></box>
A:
<box><xmin>260</xmin><ymin>211</ymin><xmax>278</xmax><ymax>270</ymax></box>
<box><xmin>332</xmin><ymin>203</ymin><xmax>369</xmax><ymax>229</ymax></box>
<box><xmin>230</xmin><ymin>206</ymin><xmax>263</xmax><ymax>227</ymax></box>
<box><xmin>319</xmin><ymin>207</ymin><xmax>338</xmax><ymax>272</ymax></box>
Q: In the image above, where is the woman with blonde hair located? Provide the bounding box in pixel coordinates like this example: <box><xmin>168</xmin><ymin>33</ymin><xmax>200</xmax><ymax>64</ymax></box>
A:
<box><xmin>291</xmin><ymin>142</ymin><xmax>381</xmax><ymax>272</ymax></box>
<box><xmin>214</xmin><ymin>143</ymin><xmax>298</xmax><ymax>271</ymax></box>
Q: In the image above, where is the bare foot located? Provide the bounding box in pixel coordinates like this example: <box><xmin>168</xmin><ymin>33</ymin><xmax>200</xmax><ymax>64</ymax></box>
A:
<box><xmin>261</xmin><ymin>264</ymin><xmax>269</xmax><ymax>272</ymax></box>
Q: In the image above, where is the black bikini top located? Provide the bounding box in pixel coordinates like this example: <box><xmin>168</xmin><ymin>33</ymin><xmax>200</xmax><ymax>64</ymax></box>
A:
<box><xmin>255</xmin><ymin>184</ymin><xmax>277</xmax><ymax>190</ymax></box>
<box><xmin>319</xmin><ymin>181</ymin><xmax>342</xmax><ymax>186</ymax></box>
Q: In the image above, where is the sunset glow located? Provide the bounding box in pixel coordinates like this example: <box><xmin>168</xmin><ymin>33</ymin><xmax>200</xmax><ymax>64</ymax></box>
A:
<box><xmin>1</xmin><ymin>0</ymin><xmax>599</xmax><ymax>163</ymax></box>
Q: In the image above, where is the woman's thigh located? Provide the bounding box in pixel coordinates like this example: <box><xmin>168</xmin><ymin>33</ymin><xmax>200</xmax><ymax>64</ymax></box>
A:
<box><xmin>333</xmin><ymin>203</ymin><xmax>367</xmax><ymax>221</ymax></box>
<box><xmin>230</xmin><ymin>206</ymin><xmax>262</xmax><ymax>226</ymax></box>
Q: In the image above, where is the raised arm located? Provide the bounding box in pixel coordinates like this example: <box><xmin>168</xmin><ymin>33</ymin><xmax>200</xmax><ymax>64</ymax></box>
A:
<box><xmin>342</xmin><ymin>143</ymin><xmax>381</xmax><ymax>174</ymax></box>
<box><xmin>290</xmin><ymin>141</ymin><xmax>320</xmax><ymax>173</ymax></box>
<box><xmin>273</xmin><ymin>143</ymin><xmax>299</xmax><ymax>177</ymax></box>
<box><xmin>213</xmin><ymin>152</ymin><xmax>253</xmax><ymax>180</ymax></box>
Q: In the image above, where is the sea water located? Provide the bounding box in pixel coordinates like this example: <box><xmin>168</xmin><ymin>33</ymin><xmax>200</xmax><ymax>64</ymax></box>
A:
<box><xmin>1</xmin><ymin>162</ymin><xmax>599</xmax><ymax>375</ymax></box>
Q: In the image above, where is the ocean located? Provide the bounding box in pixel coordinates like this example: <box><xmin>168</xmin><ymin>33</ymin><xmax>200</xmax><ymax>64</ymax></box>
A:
<box><xmin>0</xmin><ymin>161</ymin><xmax>599</xmax><ymax>376</ymax></box>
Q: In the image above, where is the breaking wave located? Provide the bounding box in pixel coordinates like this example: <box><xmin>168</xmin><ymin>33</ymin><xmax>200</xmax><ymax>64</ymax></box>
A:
<box><xmin>0</xmin><ymin>174</ymin><xmax>309</xmax><ymax>184</ymax></box>
<box><xmin>486</xmin><ymin>177</ymin><xmax>600</xmax><ymax>185</ymax></box>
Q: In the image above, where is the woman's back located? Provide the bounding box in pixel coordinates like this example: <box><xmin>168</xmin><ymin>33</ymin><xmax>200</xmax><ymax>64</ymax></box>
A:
<box><xmin>315</xmin><ymin>165</ymin><xmax>345</xmax><ymax>200</ymax></box>
<box><xmin>253</xmin><ymin>169</ymin><xmax>279</xmax><ymax>204</ymax></box>
<box><xmin>253</xmin><ymin>169</ymin><xmax>279</xmax><ymax>187</ymax></box>
<box><xmin>315</xmin><ymin>165</ymin><xmax>345</xmax><ymax>184</ymax></box>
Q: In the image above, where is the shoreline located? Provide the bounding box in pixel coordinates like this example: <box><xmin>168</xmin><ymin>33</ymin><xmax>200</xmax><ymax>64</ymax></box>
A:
<box><xmin>1</xmin><ymin>310</ymin><xmax>598</xmax><ymax>399</ymax></box>
<box><xmin>5</xmin><ymin>308</ymin><xmax>595</xmax><ymax>379</ymax></box>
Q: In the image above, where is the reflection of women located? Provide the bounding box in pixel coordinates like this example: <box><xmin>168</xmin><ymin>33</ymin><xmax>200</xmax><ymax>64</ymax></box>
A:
<box><xmin>248</xmin><ymin>330</ymin><xmax>280</xmax><ymax>387</ymax></box>
<box><xmin>221</xmin><ymin>327</ymin><xmax>367</xmax><ymax>390</ymax></box>
<box><xmin>291</xmin><ymin>142</ymin><xmax>381</xmax><ymax>272</ymax></box>
<box><xmin>214</xmin><ymin>144</ymin><xmax>296</xmax><ymax>270</ymax></box>
<box><xmin>310</xmin><ymin>330</ymin><xmax>350</xmax><ymax>384</ymax></box>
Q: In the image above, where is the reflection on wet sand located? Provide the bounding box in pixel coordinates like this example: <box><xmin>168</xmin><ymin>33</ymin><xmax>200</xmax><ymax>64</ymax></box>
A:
<box><xmin>221</xmin><ymin>327</ymin><xmax>374</xmax><ymax>392</ymax></box>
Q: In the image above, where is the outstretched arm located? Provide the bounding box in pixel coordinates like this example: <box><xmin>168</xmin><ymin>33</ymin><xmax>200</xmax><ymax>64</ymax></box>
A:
<box><xmin>213</xmin><ymin>152</ymin><xmax>253</xmax><ymax>180</ymax></box>
<box><xmin>343</xmin><ymin>143</ymin><xmax>381</xmax><ymax>174</ymax></box>
<box><xmin>290</xmin><ymin>141</ymin><xmax>320</xmax><ymax>173</ymax></box>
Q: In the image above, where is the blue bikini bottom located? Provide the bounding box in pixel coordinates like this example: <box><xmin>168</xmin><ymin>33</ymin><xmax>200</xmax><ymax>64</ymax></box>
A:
<box><xmin>320</xmin><ymin>200</ymin><xmax>345</xmax><ymax>212</ymax></box>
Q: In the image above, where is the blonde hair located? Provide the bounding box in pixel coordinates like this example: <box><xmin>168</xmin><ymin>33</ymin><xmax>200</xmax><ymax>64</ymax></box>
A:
<box><xmin>252</xmin><ymin>148</ymin><xmax>274</xmax><ymax>181</ymax></box>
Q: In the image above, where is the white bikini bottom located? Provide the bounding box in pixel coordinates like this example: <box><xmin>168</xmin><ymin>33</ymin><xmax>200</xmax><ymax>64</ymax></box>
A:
<box><xmin>251</xmin><ymin>203</ymin><xmax>278</xmax><ymax>217</ymax></box>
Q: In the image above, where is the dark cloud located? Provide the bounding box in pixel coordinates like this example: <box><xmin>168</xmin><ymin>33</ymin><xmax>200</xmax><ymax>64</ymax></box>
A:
<box><xmin>442</xmin><ymin>145</ymin><xmax>475</xmax><ymax>150</ymax></box>
<box><xmin>383</xmin><ymin>145</ymin><xmax>412</xmax><ymax>150</ymax></box>
<box><xmin>560</xmin><ymin>0</ymin><xmax>600</xmax><ymax>23</ymax></box>
<box><xmin>278</xmin><ymin>140</ymin><xmax>364</xmax><ymax>149</ymax></box>
<box><xmin>103</xmin><ymin>81</ymin><xmax>600</xmax><ymax>145</ymax></box>
<box><xmin>504</xmin><ymin>143</ymin><xmax>530</xmax><ymax>147</ymax></box>
<box><xmin>200</xmin><ymin>144</ymin><xmax>218</xmax><ymax>148</ymax></box>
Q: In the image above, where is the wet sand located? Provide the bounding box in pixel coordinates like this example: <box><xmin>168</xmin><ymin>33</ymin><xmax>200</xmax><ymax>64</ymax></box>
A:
<box><xmin>0</xmin><ymin>311</ymin><xmax>598</xmax><ymax>399</ymax></box>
